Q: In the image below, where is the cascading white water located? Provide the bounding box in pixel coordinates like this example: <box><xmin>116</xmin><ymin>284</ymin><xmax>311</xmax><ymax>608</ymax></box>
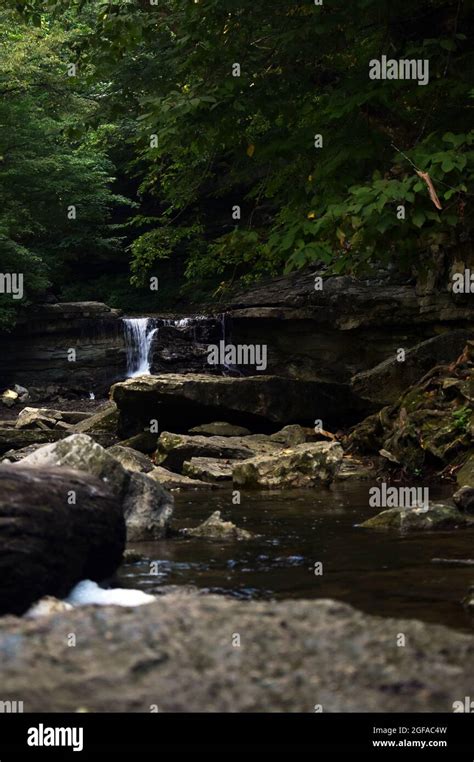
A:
<box><xmin>123</xmin><ymin>318</ymin><xmax>157</xmax><ymax>377</ymax></box>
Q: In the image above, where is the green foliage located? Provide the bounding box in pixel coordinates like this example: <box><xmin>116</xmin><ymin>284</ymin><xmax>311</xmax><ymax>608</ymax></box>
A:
<box><xmin>0</xmin><ymin>3</ymin><xmax>129</xmax><ymax>328</ymax></box>
<box><xmin>452</xmin><ymin>405</ymin><xmax>471</xmax><ymax>432</ymax></box>
<box><xmin>2</xmin><ymin>0</ymin><xmax>474</xmax><ymax>305</ymax></box>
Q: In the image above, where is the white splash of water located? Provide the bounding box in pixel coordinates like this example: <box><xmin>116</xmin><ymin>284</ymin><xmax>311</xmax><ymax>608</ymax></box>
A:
<box><xmin>123</xmin><ymin>317</ymin><xmax>157</xmax><ymax>377</ymax></box>
<box><xmin>66</xmin><ymin>580</ymin><xmax>155</xmax><ymax>607</ymax></box>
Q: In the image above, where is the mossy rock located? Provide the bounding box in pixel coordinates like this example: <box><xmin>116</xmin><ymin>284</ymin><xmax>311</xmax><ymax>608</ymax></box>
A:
<box><xmin>360</xmin><ymin>503</ymin><xmax>474</xmax><ymax>532</ymax></box>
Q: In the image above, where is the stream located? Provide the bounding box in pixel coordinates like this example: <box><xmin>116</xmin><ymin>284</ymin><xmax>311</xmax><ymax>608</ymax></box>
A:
<box><xmin>118</xmin><ymin>481</ymin><xmax>474</xmax><ymax>633</ymax></box>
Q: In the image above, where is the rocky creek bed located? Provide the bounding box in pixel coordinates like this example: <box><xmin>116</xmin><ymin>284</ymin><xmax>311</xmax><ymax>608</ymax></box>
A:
<box><xmin>0</xmin><ymin>273</ymin><xmax>473</xmax><ymax>712</ymax></box>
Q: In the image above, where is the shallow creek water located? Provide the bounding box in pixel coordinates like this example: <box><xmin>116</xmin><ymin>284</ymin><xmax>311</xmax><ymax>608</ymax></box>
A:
<box><xmin>117</xmin><ymin>481</ymin><xmax>474</xmax><ymax>632</ymax></box>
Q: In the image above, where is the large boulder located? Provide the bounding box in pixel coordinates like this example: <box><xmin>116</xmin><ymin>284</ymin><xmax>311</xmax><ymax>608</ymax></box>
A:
<box><xmin>19</xmin><ymin>434</ymin><xmax>173</xmax><ymax>540</ymax></box>
<box><xmin>351</xmin><ymin>331</ymin><xmax>473</xmax><ymax>407</ymax></box>
<box><xmin>110</xmin><ymin>373</ymin><xmax>368</xmax><ymax>435</ymax></box>
<box><xmin>19</xmin><ymin>433</ymin><xmax>129</xmax><ymax>497</ymax></box>
<box><xmin>233</xmin><ymin>442</ymin><xmax>343</xmax><ymax>488</ymax></box>
<box><xmin>0</xmin><ymin>464</ymin><xmax>125</xmax><ymax>615</ymax></box>
<box><xmin>0</xmin><ymin>594</ymin><xmax>473</xmax><ymax>711</ymax></box>
<box><xmin>155</xmin><ymin>431</ymin><xmax>254</xmax><ymax>472</ymax></box>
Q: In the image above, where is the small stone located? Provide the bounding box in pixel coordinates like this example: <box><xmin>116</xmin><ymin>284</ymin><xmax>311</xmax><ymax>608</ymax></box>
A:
<box><xmin>183</xmin><ymin>511</ymin><xmax>253</xmax><ymax>541</ymax></box>
<box><xmin>1</xmin><ymin>389</ymin><xmax>19</xmax><ymax>408</ymax></box>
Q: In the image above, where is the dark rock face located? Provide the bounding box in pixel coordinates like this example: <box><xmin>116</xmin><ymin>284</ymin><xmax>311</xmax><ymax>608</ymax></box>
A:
<box><xmin>226</xmin><ymin>272</ymin><xmax>474</xmax><ymax>383</ymax></box>
<box><xmin>351</xmin><ymin>330</ymin><xmax>473</xmax><ymax>406</ymax></box>
<box><xmin>348</xmin><ymin>341</ymin><xmax>474</xmax><ymax>472</ymax></box>
<box><xmin>0</xmin><ymin>302</ymin><xmax>125</xmax><ymax>394</ymax></box>
<box><xmin>149</xmin><ymin>316</ymin><xmax>225</xmax><ymax>375</ymax></box>
<box><xmin>0</xmin><ymin>465</ymin><xmax>125</xmax><ymax>615</ymax></box>
<box><xmin>111</xmin><ymin>374</ymin><xmax>369</xmax><ymax>435</ymax></box>
<box><xmin>0</xmin><ymin>594</ymin><xmax>473</xmax><ymax>712</ymax></box>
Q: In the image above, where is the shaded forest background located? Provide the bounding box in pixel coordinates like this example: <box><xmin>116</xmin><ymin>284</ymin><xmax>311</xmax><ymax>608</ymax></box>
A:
<box><xmin>0</xmin><ymin>0</ymin><xmax>472</xmax><ymax>328</ymax></box>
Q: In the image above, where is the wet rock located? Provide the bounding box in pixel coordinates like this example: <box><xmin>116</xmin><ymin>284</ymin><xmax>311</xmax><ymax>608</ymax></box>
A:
<box><xmin>453</xmin><ymin>486</ymin><xmax>474</xmax><ymax>514</ymax></box>
<box><xmin>360</xmin><ymin>503</ymin><xmax>474</xmax><ymax>531</ymax></box>
<box><xmin>183</xmin><ymin>511</ymin><xmax>253</xmax><ymax>541</ymax></box>
<box><xmin>182</xmin><ymin>457</ymin><xmax>234</xmax><ymax>483</ymax></box>
<box><xmin>111</xmin><ymin>373</ymin><xmax>367</xmax><ymax>434</ymax></box>
<box><xmin>155</xmin><ymin>432</ymin><xmax>254</xmax><ymax>472</ymax></box>
<box><xmin>148</xmin><ymin>466</ymin><xmax>217</xmax><ymax>491</ymax></box>
<box><xmin>108</xmin><ymin>445</ymin><xmax>153</xmax><ymax>474</ymax></box>
<box><xmin>122</xmin><ymin>472</ymin><xmax>173</xmax><ymax>541</ymax></box>
<box><xmin>0</xmin><ymin>464</ymin><xmax>125</xmax><ymax>616</ymax></box>
<box><xmin>0</xmin><ymin>594</ymin><xmax>473</xmax><ymax>711</ymax></box>
<box><xmin>233</xmin><ymin>442</ymin><xmax>343</xmax><ymax>488</ymax></box>
<box><xmin>123</xmin><ymin>549</ymin><xmax>147</xmax><ymax>563</ymax></box>
<box><xmin>188</xmin><ymin>421</ymin><xmax>251</xmax><ymax>437</ymax></box>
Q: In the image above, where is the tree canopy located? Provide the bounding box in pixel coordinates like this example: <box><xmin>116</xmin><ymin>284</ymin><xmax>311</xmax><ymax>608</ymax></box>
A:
<box><xmin>1</xmin><ymin>0</ymin><xmax>472</xmax><ymax>325</ymax></box>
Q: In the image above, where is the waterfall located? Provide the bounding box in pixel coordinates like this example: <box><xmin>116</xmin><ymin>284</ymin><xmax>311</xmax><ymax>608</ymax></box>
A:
<box><xmin>123</xmin><ymin>318</ymin><xmax>157</xmax><ymax>378</ymax></box>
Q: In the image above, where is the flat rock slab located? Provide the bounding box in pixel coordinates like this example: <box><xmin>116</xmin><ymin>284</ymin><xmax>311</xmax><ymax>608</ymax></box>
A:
<box><xmin>0</xmin><ymin>595</ymin><xmax>472</xmax><ymax>712</ymax></box>
<box><xmin>111</xmin><ymin>373</ymin><xmax>367</xmax><ymax>434</ymax></box>
<box><xmin>156</xmin><ymin>432</ymin><xmax>255</xmax><ymax>472</ymax></box>
<box><xmin>148</xmin><ymin>466</ymin><xmax>218</xmax><ymax>490</ymax></box>
<box><xmin>182</xmin><ymin>457</ymin><xmax>234</xmax><ymax>482</ymax></box>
